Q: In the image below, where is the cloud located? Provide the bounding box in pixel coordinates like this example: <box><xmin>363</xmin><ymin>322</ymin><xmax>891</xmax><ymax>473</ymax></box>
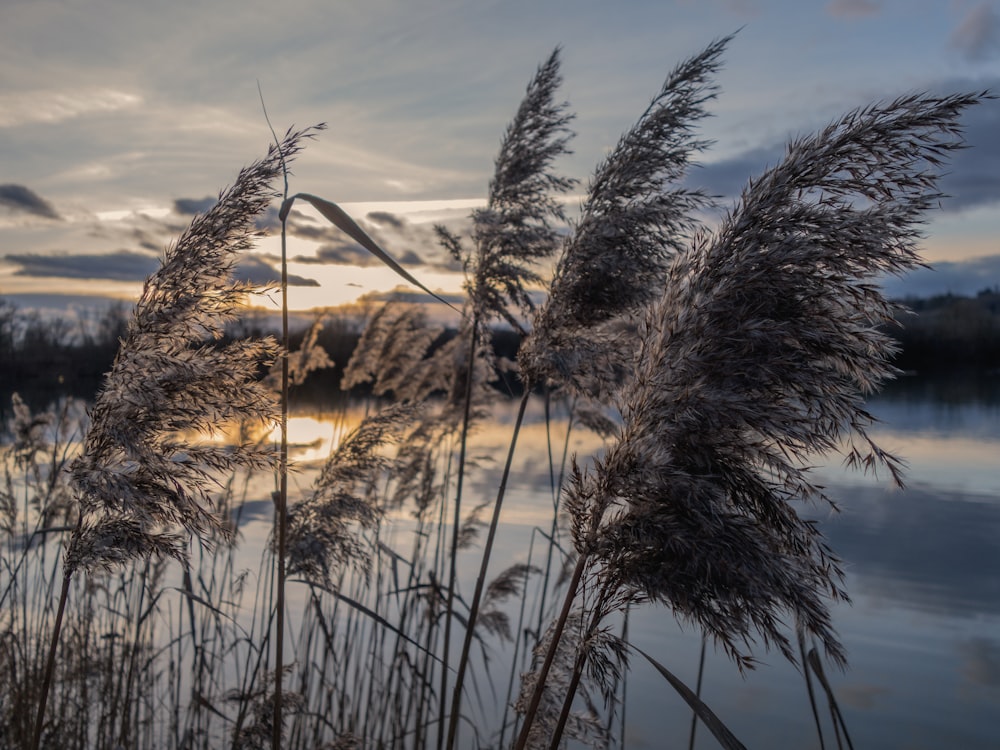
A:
<box><xmin>688</xmin><ymin>90</ymin><xmax>1000</xmax><ymax>213</ymax></box>
<box><xmin>686</xmin><ymin>145</ymin><xmax>782</xmax><ymax>202</ymax></box>
<box><xmin>3</xmin><ymin>250</ymin><xmax>319</xmax><ymax>288</ymax></box>
<box><xmin>306</xmin><ymin>241</ymin><xmax>389</xmax><ymax>268</ymax></box>
<box><xmin>234</xmin><ymin>256</ymin><xmax>320</xmax><ymax>287</ymax></box>
<box><xmin>365</xmin><ymin>210</ymin><xmax>406</xmax><ymax>230</ymax></box>
<box><xmin>950</xmin><ymin>3</ymin><xmax>1000</xmax><ymax>62</ymax></box>
<box><xmin>0</xmin><ymin>88</ymin><xmax>141</xmax><ymax>128</ymax></box>
<box><xmin>173</xmin><ymin>196</ymin><xmax>217</xmax><ymax>215</ymax></box>
<box><xmin>289</xmin><ymin>211</ymin><xmax>468</xmax><ymax>272</ymax></box>
<box><xmin>825</xmin><ymin>0</ymin><xmax>881</xmax><ymax>19</ymax></box>
<box><xmin>356</xmin><ymin>287</ymin><xmax>466</xmax><ymax>306</ymax></box>
<box><xmin>4</xmin><ymin>250</ymin><xmax>159</xmax><ymax>281</ymax></box>
<box><xmin>0</xmin><ymin>184</ymin><xmax>61</xmax><ymax>219</ymax></box>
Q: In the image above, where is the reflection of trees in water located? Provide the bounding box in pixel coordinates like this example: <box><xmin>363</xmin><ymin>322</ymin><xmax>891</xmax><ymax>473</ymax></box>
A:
<box><xmin>876</xmin><ymin>369</ymin><xmax>1000</xmax><ymax>408</ymax></box>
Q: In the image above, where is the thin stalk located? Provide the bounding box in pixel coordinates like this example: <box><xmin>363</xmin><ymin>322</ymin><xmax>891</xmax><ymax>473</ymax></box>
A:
<box><xmin>498</xmin><ymin>528</ymin><xmax>538</xmax><ymax>750</ymax></box>
<box><xmin>438</xmin><ymin>319</ymin><xmax>479</xmax><ymax>750</ymax></box>
<box><xmin>445</xmin><ymin>386</ymin><xmax>530</xmax><ymax>749</ymax></box>
<box><xmin>619</xmin><ymin>606</ymin><xmax>630</xmax><ymax>750</ymax></box>
<box><xmin>547</xmin><ymin>577</ymin><xmax>612</xmax><ymax>750</ymax></box>
<box><xmin>535</xmin><ymin>394</ymin><xmax>576</xmax><ymax>646</ymax></box>
<box><xmin>31</xmin><ymin>564</ymin><xmax>73</xmax><ymax>750</ymax></box>
<box><xmin>799</xmin><ymin>631</ymin><xmax>826</xmax><ymax>750</ymax></box>
<box><xmin>513</xmin><ymin>546</ymin><xmax>588</xmax><ymax>750</ymax></box>
<box><xmin>260</xmin><ymin>87</ymin><xmax>290</xmax><ymax>750</ymax></box>
<box><xmin>688</xmin><ymin>636</ymin><xmax>707</xmax><ymax>750</ymax></box>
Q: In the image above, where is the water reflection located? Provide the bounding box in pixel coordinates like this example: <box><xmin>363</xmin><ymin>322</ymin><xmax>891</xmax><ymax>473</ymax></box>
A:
<box><xmin>231</xmin><ymin>375</ymin><xmax>1000</xmax><ymax>748</ymax></box>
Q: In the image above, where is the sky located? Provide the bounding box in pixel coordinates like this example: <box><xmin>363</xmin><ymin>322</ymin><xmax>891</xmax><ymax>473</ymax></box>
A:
<box><xmin>2</xmin><ymin>0</ymin><xmax>1000</xmax><ymax>322</ymax></box>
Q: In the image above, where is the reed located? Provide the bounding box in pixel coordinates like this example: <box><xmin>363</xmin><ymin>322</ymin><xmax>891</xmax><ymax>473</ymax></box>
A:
<box><xmin>515</xmin><ymin>88</ymin><xmax>986</xmax><ymax>748</ymax></box>
<box><xmin>30</xmin><ymin>126</ymin><xmax>317</xmax><ymax>750</ymax></box>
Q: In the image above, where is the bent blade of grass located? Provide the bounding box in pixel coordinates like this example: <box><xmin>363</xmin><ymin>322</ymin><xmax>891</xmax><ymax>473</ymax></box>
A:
<box><xmin>633</xmin><ymin>645</ymin><xmax>747</xmax><ymax>750</ymax></box>
<box><xmin>290</xmin><ymin>578</ymin><xmax>449</xmax><ymax>667</ymax></box>
<box><xmin>281</xmin><ymin>193</ymin><xmax>460</xmax><ymax>312</ymax></box>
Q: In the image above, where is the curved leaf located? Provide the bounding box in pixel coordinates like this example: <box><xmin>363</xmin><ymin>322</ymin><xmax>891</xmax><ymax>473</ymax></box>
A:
<box><xmin>633</xmin><ymin>645</ymin><xmax>747</xmax><ymax>750</ymax></box>
<box><xmin>282</xmin><ymin>192</ymin><xmax>460</xmax><ymax>312</ymax></box>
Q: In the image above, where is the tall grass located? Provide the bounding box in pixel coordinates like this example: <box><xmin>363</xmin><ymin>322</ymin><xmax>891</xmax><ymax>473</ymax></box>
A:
<box><xmin>0</xmin><ymin>39</ymin><xmax>987</xmax><ymax>750</ymax></box>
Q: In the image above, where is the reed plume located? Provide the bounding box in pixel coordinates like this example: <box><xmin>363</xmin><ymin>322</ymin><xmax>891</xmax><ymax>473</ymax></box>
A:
<box><xmin>67</xmin><ymin>127</ymin><xmax>316</xmax><ymax>572</ymax></box>
<box><xmin>341</xmin><ymin>301</ymin><xmax>444</xmax><ymax>403</ymax></box>
<box><xmin>463</xmin><ymin>47</ymin><xmax>577</xmax><ymax>330</ymax></box>
<box><xmin>285</xmin><ymin>403</ymin><xmax>416</xmax><ymax>586</ymax></box>
<box><xmin>32</xmin><ymin>127</ymin><xmax>317</xmax><ymax>750</ymax></box>
<box><xmin>588</xmin><ymin>90</ymin><xmax>984</xmax><ymax>666</ymax></box>
<box><xmin>520</xmin><ymin>35</ymin><xmax>729</xmax><ymax>395</ymax></box>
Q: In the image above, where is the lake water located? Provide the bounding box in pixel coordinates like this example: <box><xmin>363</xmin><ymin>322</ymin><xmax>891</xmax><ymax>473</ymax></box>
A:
<box><xmin>618</xmin><ymin>373</ymin><xmax>1000</xmax><ymax>749</ymax></box>
<box><xmin>8</xmin><ymin>372</ymin><xmax>997</xmax><ymax>748</ymax></box>
<box><xmin>249</xmin><ymin>372</ymin><xmax>999</xmax><ymax>749</ymax></box>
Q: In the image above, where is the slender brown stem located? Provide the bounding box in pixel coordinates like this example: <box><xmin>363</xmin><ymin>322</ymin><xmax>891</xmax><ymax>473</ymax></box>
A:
<box><xmin>32</xmin><ymin>567</ymin><xmax>72</xmax><ymax>750</ymax></box>
<box><xmin>445</xmin><ymin>386</ymin><xmax>530</xmax><ymax>749</ymax></box>
<box><xmin>688</xmin><ymin>635</ymin><xmax>707</xmax><ymax>750</ymax></box>
<box><xmin>800</xmin><ymin>631</ymin><xmax>826</xmax><ymax>750</ymax></box>
<box><xmin>272</xmin><ymin>222</ymin><xmax>289</xmax><ymax>750</ymax></box>
<box><xmin>438</xmin><ymin>318</ymin><xmax>478</xmax><ymax>750</ymax></box>
<box><xmin>513</xmin><ymin>550</ymin><xmax>587</xmax><ymax>750</ymax></box>
<box><xmin>260</xmin><ymin>88</ymin><xmax>290</xmax><ymax>750</ymax></box>
<box><xmin>547</xmin><ymin>576</ymin><xmax>616</xmax><ymax>750</ymax></box>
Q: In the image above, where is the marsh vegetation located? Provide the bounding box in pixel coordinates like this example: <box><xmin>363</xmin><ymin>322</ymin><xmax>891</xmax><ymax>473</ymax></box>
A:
<box><xmin>1</xmin><ymin>37</ymin><xmax>991</xmax><ymax>750</ymax></box>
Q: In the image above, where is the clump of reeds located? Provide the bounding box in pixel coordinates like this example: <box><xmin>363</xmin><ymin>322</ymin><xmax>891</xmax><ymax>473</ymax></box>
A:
<box><xmin>31</xmin><ymin>127</ymin><xmax>318</xmax><ymax>750</ymax></box>
<box><xmin>515</xmin><ymin>89</ymin><xmax>987</xmax><ymax>748</ymax></box>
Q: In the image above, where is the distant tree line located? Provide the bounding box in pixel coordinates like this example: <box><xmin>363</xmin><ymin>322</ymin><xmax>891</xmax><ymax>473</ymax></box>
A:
<box><xmin>889</xmin><ymin>288</ymin><xmax>1000</xmax><ymax>371</ymax></box>
<box><xmin>2</xmin><ymin>290</ymin><xmax>998</xmax><ymax>418</ymax></box>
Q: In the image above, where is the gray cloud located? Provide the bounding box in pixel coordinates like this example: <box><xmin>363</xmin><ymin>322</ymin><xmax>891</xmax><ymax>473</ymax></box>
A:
<box><xmin>290</xmin><ymin>211</ymin><xmax>468</xmax><ymax>272</ymax></box>
<box><xmin>173</xmin><ymin>196</ymin><xmax>217</xmax><ymax>215</ymax></box>
<box><xmin>3</xmin><ymin>249</ymin><xmax>320</xmax><ymax>288</ymax></box>
<box><xmin>234</xmin><ymin>256</ymin><xmax>320</xmax><ymax>287</ymax></box>
<box><xmin>356</xmin><ymin>288</ymin><xmax>466</xmax><ymax>306</ymax></box>
<box><xmin>4</xmin><ymin>250</ymin><xmax>159</xmax><ymax>280</ymax></box>
<box><xmin>825</xmin><ymin>0</ymin><xmax>881</xmax><ymax>18</ymax></box>
<box><xmin>687</xmin><ymin>145</ymin><xmax>782</xmax><ymax>202</ymax></box>
<box><xmin>950</xmin><ymin>3</ymin><xmax>1000</xmax><ymax>62</ymax></box>
<box><xmin>0</xmin><ymin>184</ymin><xmax>60</xmax><ymax>219</ymax></box>
<box><xmin>688</xmin><ymin>90</ymin><xmax>1000</xmax><ymax>213</ymax></box>
<box><xmin>306</xmin><ymin>241</ymin><xmax>386</xmax><ymax>268</ymax></box>
<box><xmin>365</xmin><ymin>210</ymin><xmax>406</xmax><ymax>230</ymax></box>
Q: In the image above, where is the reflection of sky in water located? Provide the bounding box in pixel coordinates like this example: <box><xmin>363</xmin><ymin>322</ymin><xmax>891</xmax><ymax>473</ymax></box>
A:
<box><xmin>617</xmin><ymin>378</ymin><xmax>1000</xmax><ymax>749</ymax></box>
<box><xmin>234</xmin><ymin>379</ymin><xmax>999</xmax><ymax>748</ymax></box>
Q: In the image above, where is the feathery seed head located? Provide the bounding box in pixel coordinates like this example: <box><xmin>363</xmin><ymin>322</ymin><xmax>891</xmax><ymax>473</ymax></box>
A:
<box><xmin>569</xmin><ymin>89</ymin><xmax>987</xmax><ymax>669</ymax></box>
<box><xmin>462</xmin><ymin>48</ymin><xmax>577</xmax><ymax>328</ymax></box>
<box><xmin>521</xmin><ymin>35</ymin><xmax>731</xmax><ymax>392</ymax></box>
<box><xmin>66</xmin><ymin>127</ymin><xmax>320</xmax><ymax>572</ymax></box>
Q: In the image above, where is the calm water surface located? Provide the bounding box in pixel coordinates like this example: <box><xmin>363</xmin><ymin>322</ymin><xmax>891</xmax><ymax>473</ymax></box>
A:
<box><xmin>619</xmin><ymin>374</ymin><xmax>1000</xmax><ymax>749</ymax></box>
<box><xmin>258</xmin><ymin>373</ymin><xmax>1000</xmax><ymax>748</ymax></box>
